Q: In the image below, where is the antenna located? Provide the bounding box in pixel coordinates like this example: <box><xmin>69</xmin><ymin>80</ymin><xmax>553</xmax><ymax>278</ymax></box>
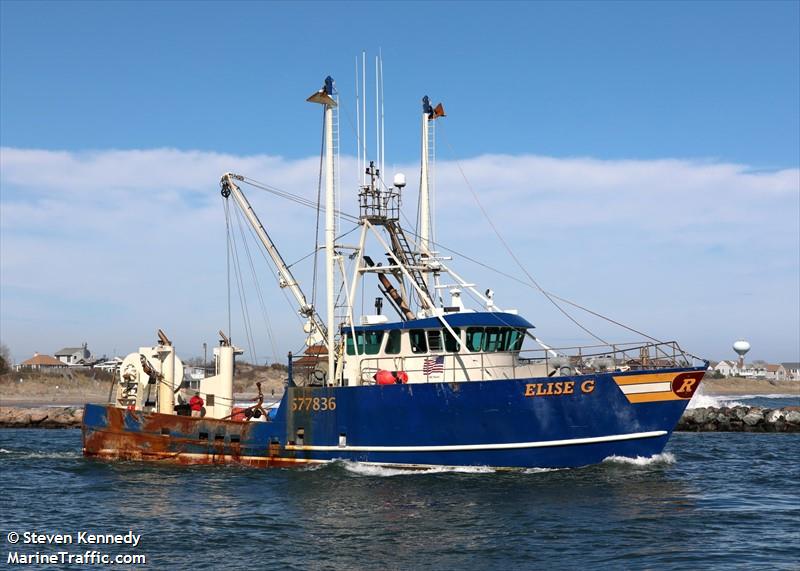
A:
<box><xmin>375</xmin><ymin>55</ymin><xmax>379</xmax><ymax>182</ymax></box>
<box><xmin>380</xmin><ymin>50</ymin><xmax>385</xmax><ymax>178</ymax></box>
<box><xmin>355</xmin><ymin>57</ymin><xmax>361</xmax><ymax>185</ymax></box>
<box><xmin>362</xmin><ymin>51</ymin><xmax>367</xmax><ymax>186</ymax></box>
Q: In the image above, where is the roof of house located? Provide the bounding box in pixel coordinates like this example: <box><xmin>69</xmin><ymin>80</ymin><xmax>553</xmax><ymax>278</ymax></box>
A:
<box><xmin>782</xmin><ymin>362</ymin><xmax>800</xmax><ymax>369</ymax></box>
<box><xmin>55</xmin><ymin>347</ymin><xmax>85</xmax><ymax>356</ymax></box>
<box><xmin>20</xmin><ymin>353</ymin><xmax>63</xmax><ymax>366</ymax></box>
<box><xmin>303</xmin><ymin>344</ymin><xmax>329</xmax><ymax>355</ymax></box>
<box><xmin>766</xmin><ymin>364</ymin><xmax>784</xmax><ymax>372</ymax></box>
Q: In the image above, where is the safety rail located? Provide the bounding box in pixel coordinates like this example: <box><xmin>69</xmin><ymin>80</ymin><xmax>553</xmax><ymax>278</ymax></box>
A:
<box><xmin>354</xmin><ymin>340</ymin><xmax>704</xmax><ymax>384</ymax></box>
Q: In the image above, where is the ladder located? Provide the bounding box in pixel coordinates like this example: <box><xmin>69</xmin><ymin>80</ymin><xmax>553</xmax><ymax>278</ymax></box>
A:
<box><xmin>427</xmin><ymin>118</ymin><xmax>436</xmax><ymax>245</ymax></box>
<box><xmin>385</xmin><ymin>220</ymin><xmax>432</xmax><ymax>308</ymax></box>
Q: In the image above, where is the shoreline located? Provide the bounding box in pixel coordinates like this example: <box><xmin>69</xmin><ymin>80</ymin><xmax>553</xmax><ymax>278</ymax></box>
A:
<box><xmin>1</xmin><ymin>378</ymin><xmax>795</xmax><ymax>408</ymax></box>
<box><xmin>2</xmin><ymin>403</ymin><xmax>798</xmax><ymax>432</ymax></box>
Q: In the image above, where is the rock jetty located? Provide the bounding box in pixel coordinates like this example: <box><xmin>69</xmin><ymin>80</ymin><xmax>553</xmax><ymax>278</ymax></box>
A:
<box><xmin>677</xmin><ymin>406</ymin><xmax>800</xmax><ymax>433</ymax></box>
<box><xmin>0</xmin><ymin>405</ymin><xmax>798</xmax><ymax>432</ymax></box>
<box><xmin>0</xmin><ymin>406</ymin><xmax>83</xmax><ymax>428</ymax></box>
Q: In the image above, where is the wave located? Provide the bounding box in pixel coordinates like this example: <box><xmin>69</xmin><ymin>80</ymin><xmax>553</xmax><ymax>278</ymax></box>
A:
<box><xmin>602</xmin><ymin>452</ymin><xmax>675</xmax><ymax>467</ymax></box>
<box><xmin>1</xmin><ymin>450</ymin><xmax>81</xmax><ymax>460</ymax></box>
<box><xmin>688</xmin><ymin>393</ymin><xmax>745</xmax><ymax>409</ymax></box>
<box><xmin>335</xmin><ymin>460</ymin><xmax>497</xmax><ymax>477</ymax></box>
<box><xmin>320</xmin><ymin>460</ymin><xmax>565</xmax><ymax>477</ymax></box>
<box><xmin>723</xmin><ymin>393</ymin><xmax>799</xmax><ymax>401</ymax></box>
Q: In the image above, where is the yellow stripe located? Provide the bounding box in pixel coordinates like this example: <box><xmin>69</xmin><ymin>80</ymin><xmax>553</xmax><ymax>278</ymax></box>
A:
<box><xmin>613</xmin><ymin>373</ymin><xmax>677</xmax><ymax>386</ymax></box>
<box><xmin>626</xmin><ymin>391</ymin><xmax>684</xmax><ymax>404</ymax></box>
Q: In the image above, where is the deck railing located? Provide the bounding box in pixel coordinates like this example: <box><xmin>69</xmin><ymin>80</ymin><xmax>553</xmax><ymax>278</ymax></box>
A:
<box><xmin>289</xmin><ymin>341</ymin><xmax>705</xmax><ymax>386</ymax></box>
<box><xmin>354</xmin><ymin>340</ymin><xmax>704</xmax><ymax>384</ymax></box>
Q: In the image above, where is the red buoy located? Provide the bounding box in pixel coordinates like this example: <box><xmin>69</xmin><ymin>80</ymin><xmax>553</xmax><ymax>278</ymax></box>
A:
<box><xmin>374</xmin><ymin>370</ymin><xmax>396</xmax><ymax>385</ymax></box>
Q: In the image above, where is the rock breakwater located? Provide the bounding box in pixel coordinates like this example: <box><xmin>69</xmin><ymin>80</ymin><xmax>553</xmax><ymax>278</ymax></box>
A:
<box><xmin>677</xmin><ymin>406</ymin><xmax>800</xmax><ymax>432</ymax></box>
<box><xmin>0</xmin><ymin>406</ymin><xmax>83</xmax><ymax>428</ymax></box>
<box><xmin>1</xmin><ymin>405</ymin><xmax>799</xmax><ymax>432</ymax></box>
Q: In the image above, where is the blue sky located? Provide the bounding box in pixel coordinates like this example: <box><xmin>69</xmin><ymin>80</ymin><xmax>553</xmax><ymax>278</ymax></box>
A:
<box><xmin>1</xmin><ymin>1</ymin><xmax>798</xmax><ymax>365</ymax></box>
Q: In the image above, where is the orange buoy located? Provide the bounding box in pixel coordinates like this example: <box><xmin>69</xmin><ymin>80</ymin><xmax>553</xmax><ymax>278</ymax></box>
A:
<box><xmin>374</xmin><ymin>369</ymin><xmax>396</xmax><ymax>385</ymax></box>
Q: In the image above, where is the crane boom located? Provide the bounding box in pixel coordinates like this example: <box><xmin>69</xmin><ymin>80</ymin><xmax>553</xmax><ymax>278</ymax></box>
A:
<box><xmin>220</xmin><ymin>172</ymin><xmax>328</xmax><ymax>343</ymax></box>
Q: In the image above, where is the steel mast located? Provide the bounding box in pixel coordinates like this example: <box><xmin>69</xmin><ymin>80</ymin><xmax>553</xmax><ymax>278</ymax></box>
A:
<box><xmin>307</xmin><ymin>77</ymin><xmax>338</xmax><ymax>386</ymax></box>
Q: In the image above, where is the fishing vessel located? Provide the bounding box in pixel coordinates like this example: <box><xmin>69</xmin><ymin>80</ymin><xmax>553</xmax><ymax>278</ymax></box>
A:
<box><xmin>82</xmin><ymin>73</ymin><xmax>707</xmax><ymax>470</ymax></box>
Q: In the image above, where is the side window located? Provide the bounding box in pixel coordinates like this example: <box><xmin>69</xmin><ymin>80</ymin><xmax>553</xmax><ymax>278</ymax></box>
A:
<box><xmin>409</xmin><ymin>330</ymin><xmax>427</xmax><ymax>354</ymax></box>
<box><xmin>385</xmin><ymin>330</ymin><xmax>401</xmax><ymax>354</ymax></box>
<box><xmin>466</xmin><ymin>328</ymin><xmax>484</xmax><ymax>352</ymax></box>
<box><xmin>444</xmin><ymin>327</ymin><xmax>461</xmax><ymax>352</ymax></box>
<box><xmin>345</xmin><ymin>333</ymin><xmax>356</xmax><ymax>356</ymax></box>
<box><xmin>363</xmin><ymin>331</ymin><xmax>384</xmax><ymax>355</ymax></box>
<box><xmin>427</xmin><ymin>330</ymin><xmax>443</xmax><ymax>353</ymax></box>
<box><xmin>505</xmin><ymin>329</ymin><xmax>522</xmax><ymax>351</ymax></box>
<box><xmin>511</xmin><ymin>329</ymin><xmax>526</xmax><ymax>351</ymax></box>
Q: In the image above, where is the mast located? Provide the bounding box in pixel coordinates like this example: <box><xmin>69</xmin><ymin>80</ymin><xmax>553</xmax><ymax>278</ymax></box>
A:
<box><xmin>307</xmin><ymin>77</ymin><xmax>338</xmax><ymax>386</ymax></box>
<box><xmin>419</xmin><ymin>96</ymin><xmax>432</xmax><ymax>257</ymax></box>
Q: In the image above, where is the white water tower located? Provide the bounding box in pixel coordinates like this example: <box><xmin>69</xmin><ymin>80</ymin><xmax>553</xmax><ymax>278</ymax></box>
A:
<box><xmin>733</xmin><ymin>339</ymin><xmax>751</xmax><ymax>370</ymax></box>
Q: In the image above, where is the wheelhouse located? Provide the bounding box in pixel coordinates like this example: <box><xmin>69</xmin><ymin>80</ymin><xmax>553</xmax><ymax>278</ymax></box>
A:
<box><xmin>338</xmin><ymin>312</ymin><xmax>546</xmax><ymax>386</ymax></box>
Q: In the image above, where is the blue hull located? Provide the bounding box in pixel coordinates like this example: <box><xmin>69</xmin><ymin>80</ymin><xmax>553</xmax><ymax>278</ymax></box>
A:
<box><xmin>82</xmin><ymin>367</ymin><xmax>704</xmax><ymax>469</ymax></box>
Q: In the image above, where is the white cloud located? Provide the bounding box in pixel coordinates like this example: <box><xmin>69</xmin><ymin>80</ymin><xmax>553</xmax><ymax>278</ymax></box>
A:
<box><xmin>1</xmin><ymin>147</ymin><xmax>798</xmax><ymax>364</ymax></box>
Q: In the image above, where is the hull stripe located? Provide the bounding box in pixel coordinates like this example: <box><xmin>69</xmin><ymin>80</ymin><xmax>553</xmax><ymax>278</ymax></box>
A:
<box><xmin>626</xmin><ymin>392</ymin><xmax>683</xmax><ymax>404</ymax></box>
<box><xmin>619</xmin><ymin>382</ymin><xmax>672</xmax><ymax>394</ymax></box>
<box><xmin>284</xmin><ymin>430</ymin><xmax>668</xmax><ymax>453</ymax></box>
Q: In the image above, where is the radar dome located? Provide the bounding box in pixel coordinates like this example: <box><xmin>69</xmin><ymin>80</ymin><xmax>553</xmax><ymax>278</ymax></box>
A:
<box><xmin>733</xmin><ymin>340</ymin><xmax>751</xmax><ymax>356</ymax></box>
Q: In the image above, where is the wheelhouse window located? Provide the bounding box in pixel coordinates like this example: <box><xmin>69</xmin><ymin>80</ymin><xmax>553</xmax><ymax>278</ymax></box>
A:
<box><xmin>385</xmin><ymin>330</ymin><xmax>401</xmax><ymax>354</ymax></box>
<box><xmin>427</xmin><ymin>330</ymin><xmax>443</xmax><ymax>353</ymax></box>
<box><xmin>484</xmin><ymin>328</ymin><xmax>503</xmax><ymax>352</ymax></box>
<box><xmin>345</xmin><ymin>331</ymin><xmax>385</xmax><ymax>355</ymax></box>
<box><xmin>508</xmin><ymin>328</ymin><xmax>525</xmax><ymax>351</ymax></box>
<box><xmin>466</xmin><ymin>327</ymin><xmax>526</xmax><ymax>352</ymax></box>
<box><xmin>466</xmin><ymin>328</ymin><xmax>484</xmax><ymax>352</ymax></box>
<box><xmin>444</xmin><ymin>327</ymin><xmax>461</xmax><ymax>352</ymax></box>
<box><xmin>409</xmin><ymin>329</ymin><xmax>427</xmax><ymax>354</ymax></box>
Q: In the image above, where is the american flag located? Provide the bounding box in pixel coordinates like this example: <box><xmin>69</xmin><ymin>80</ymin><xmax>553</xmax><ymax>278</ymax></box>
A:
<box><xmin>423</xmin><ymin>356</ymin><xmax>445</xmax><ymax>375</ymax></box>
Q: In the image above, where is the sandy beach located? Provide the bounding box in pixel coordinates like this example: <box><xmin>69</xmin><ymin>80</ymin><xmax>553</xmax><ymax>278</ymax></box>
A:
<box><xmin>699</xmin><ymin>377</ymin><xmax>800</xmax><ymax>397</ymax></box>
<box><xmin>0</xmin><ymin>364</ymin><xmax>287</xmax><ymax>407</ymax></box>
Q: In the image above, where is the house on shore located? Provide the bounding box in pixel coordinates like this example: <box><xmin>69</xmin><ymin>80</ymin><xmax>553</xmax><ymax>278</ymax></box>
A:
<box><xmin>782</xmin><ymin>363</ymin><xmax>800</xmax><ymax>381</ymax></box>
<box><xmin>17</xmin><ymin>352</ymin><xmax>65</xmax><ymax>370</ymax></box>
<box><xmin>714</xmin><ymin>360</ymin><xmax>738</xmax><ymax>377</ymax></box>
<box><xmin>765</xmin><ymin>364</ymin><xmax>787</xmax><ymax>381</ymax></box>
<box><xmin>55</xmin><ymin>343</ymin><xmax>92</xmax><ymax>365</ymax></box>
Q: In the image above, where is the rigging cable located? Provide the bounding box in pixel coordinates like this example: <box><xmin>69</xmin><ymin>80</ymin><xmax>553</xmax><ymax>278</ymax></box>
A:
<box><xmin>311</xmin><ymin>107</ymin><xmax>326</xmax><ymax>317</ymax></box>
<box><xmin>236</xmin><ymin>175</ymin><xmax>662</xmax><ymax>346</ymax></box>
<box><xmin>437</xmin><ymin>125</ymin><xmax>610</xmax><ymax>345</ymax></box>
<box><xmin>233</xmin><ymin>204</ymin><xmax>280</xmax><ymax>365</ymax></box>
<box><xmin>226</xmin><ymin>202</ymin><xmax>258</xmax><ymax>363</ymax></box>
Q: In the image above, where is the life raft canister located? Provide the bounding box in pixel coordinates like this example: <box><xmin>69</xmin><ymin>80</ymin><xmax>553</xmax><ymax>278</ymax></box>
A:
<box><xmin>374</xmin><ymin>370</ymin><xmax>409</xmax><ymax>385</ymax></box>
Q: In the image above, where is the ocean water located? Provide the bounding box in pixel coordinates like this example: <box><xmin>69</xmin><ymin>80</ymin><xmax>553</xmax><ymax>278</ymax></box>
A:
<box><xmin>1</xmin><ymin>429</ymin><xmax>798</xmax><ymax>570</ymax></box>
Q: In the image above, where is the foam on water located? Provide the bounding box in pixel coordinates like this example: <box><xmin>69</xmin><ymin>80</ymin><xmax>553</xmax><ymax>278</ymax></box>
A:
<box><xmin>521</xmin><ymin>466</ymin><xmax>564</xmax><ymax>474</ymax></box>
<box><xmin>602</xmin><ymin>452</ymin><xmax>676</xmax><ymax>467</ymax></box>
<box><xmin>1</xmin><ymin>449</ymin><xmax>81</xmax><ymax>460</ymax></box>
<box><xmin>338</xmin><ymin>460</ymin><xmax>497</xmax><ymax>477</ymax></box>
<box><xmin>727</xmin><ymin>393</ymin><xmax>799</xmax><ymax>401</ymax></box>
<box><xmin>688</xmin><ymin>392</ymin><xmax>744</xmax><ymax>409</ymax></box>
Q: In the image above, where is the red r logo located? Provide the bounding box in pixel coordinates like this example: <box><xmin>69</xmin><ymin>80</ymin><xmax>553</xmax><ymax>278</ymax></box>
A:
<box><xmin>671</xmin><ymin>372</ymin><xmax>703</xmax><ymax>398</ymax></box>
